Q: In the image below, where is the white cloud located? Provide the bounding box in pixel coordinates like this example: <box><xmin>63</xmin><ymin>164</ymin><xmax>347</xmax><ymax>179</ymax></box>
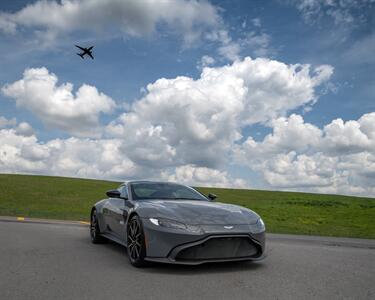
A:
<box><xmin>218</xmin><ymin>41</ymin><xmax>241</xmax><ymax>61</ymax></box>
<box><xmin>162</xmin><ymin>164</ymin><xmax>247</xmax><ymax>188</ymax></box>
<box><xmin>0</xmin><ymin>14</ymin><xmax>17</xmax><ymax>34</ymax></box>
<box><xmin>0</xmin><ymin>116</ymin><xmax>34</xmax><ymax>136</ymax></box>
<box><xmin>0</xmin><ymin>128</ymin><xmax>141</xmax><ymax>179</ymax></box>
<box><xmin>0</xmin><ymin>57</ymin><xmax>334</xmax><ymax>191</ymax></box>
<box><xmin>106</xmin><ymin>57</ymin><xmax>331</xmax><ymax>170</ymax></box>
<box><xmin>206</xmin><ymin>18</ymin><xmax>275</xmax><ymax>61</ymax></box>
<box><xmin>6</xmin><ymin>109</ymin><xmax>375</xmax><ymax>196</ymax></box>
<box><xmin>206</xmin><ymin>29</ymin><xmax>241</xmax><ymax>61</ymax></box>
<box><xmin>252</xmin><ymin>18</ymin><xmax>261</xmax><ymax>27</ymax></box>
<box><xmin>0</xmin><ymin>126</ymin><xmax>247</xmax><ymax>187</ymax></box>
<box><xmin>15</xmin><ymin>122</ymin><xmax>34</xmax><ymax>137</ymax></box>
<box><xmin>0</xmin><ymin>0</ymin><xmax>220</xmax><ymax>46</ymax></box>
<box><xmin>197</xmin><ymin>55</ymin><xmax>216</xmax><ymax>69</ymax></box>
<box><xmin>291</xmin><ymin>0</ymin><xmax>373</xmax><ymax>25</ymax></box>
<box><xmin>1</xmin><ymin>59</ymin><xmax>374</xmax><ymax>196</ymax></box>
<box><xmin>2</xmin><ymin>67</ymin><xmax>115</xmax><ymax>137</ymax></box>
<box><xmin>0</xmin><ymin>1</ymin><xmax>276</xmax><ymax>62</ymax></box>
<box><xmin>241</xmin><ymin>32</ymin><xmax>274</xmax><ymax>57</ymax></box>
<box><xmin>262</xmin><ymin>152</ymin><xmax>336</xmax><ymax>188</ymax></box>
<box><xmin>235</xmin><ymin>112</ymin><xmax>375</xmax><ymax>196</ymax></box>
<box><xmin>0</xmin><ymin>129</ymin><xmax>49</xmax><ymax>173</ymax></box>
<box><xmin>0</xmin><ymin>128</ymin><xmax>245</xmax><ymax>186</ymax></box>
<box><xmin>0</xmin><ymin>116</ymin><xmax>16</xmax><ymax>128</ymax></box>
<box><xmin>206</xmin><ymin>24</ymin><xmax>275</xmax><ymax>61</ymax></box>
<box><xmin>236</xmin><ymin>114</ymin><xmax>322</xmax><ymax>162</ymax></box>
<box><xmin>321</xmin><ymin>116</ymin><xmax>375</xmax><ymax>155</ymax></box>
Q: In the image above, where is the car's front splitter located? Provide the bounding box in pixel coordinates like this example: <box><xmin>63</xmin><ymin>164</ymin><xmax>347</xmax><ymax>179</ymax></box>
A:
<box><xmin>145</xmin><ymin>253</ymin><xmax>265</xmax><ymax>265</ymax></box>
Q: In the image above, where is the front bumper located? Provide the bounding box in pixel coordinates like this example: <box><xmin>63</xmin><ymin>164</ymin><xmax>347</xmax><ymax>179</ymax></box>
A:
<box><xmin>141</xmin><ymin>218</ymin><xmax>265</xmax><ymax>265</ymax></box>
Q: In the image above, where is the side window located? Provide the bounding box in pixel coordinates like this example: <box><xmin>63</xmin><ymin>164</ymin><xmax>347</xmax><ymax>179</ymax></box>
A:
<box><xmin>119</xmin><ymin>185</ymin><xmax>128</xmax><ymax>199</ymax></box>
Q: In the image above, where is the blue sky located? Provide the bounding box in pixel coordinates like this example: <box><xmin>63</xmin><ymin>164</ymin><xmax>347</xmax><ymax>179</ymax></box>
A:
<box><xmin>0</xmin><ymin>0</ymin><xmax>374</xmax><ymax>196</ymax></box>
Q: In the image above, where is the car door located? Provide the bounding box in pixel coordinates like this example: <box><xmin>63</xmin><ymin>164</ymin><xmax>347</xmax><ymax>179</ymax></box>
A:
<box><xmin>102</xmin><ymin>197</ymin><xmax>119</xmax><ymax>234</ymax></box>
<box><xmin>109</xmin><ymin>185</ymin><xmax>130</xmax><ymax>240</ymax></box>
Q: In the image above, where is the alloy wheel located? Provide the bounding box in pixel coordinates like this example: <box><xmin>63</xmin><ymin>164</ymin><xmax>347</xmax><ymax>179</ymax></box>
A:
<box><xmin>127</xmin><ymin>218</ymin><xmax>142</xmax><ymax>261</ymax></box>
<box><xmin>90</xmin><ymin>212</ymin><xmax>97</xmax><ymax>240</ymax></box>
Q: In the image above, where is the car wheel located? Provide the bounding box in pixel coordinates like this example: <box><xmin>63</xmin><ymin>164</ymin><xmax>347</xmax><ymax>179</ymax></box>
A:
<box><xmin>90</xmin><ymin>209</ymin><xmax>106</xmax><ymax>244</ymax></box>
<box><xmin>127</xmin><ymin>215</ymin><xmax>147</xmax><ymax>267</ymax></box>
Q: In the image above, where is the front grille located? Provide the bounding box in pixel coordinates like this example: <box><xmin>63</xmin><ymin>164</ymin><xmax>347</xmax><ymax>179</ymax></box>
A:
<box><xmin>175</xmin><ymin>237</ymin><xmax>259</xmax><ymax>261</ymax></box>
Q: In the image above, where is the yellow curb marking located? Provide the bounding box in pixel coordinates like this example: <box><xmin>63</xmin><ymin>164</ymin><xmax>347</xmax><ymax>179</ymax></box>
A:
<box><xmin>17</xmin><ymin>217</ymin><xmax>25</xmax><ymax>221</ymax></box>
<box><xmin>79</xmin><ymin>221</ymin><xmax>90</xmax><ymax>225</ymax></box>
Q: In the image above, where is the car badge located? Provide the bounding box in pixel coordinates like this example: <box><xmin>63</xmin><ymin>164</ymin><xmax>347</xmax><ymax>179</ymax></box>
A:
<box><xmin>224</xmin><ymin>226</ymin><xmax>233</xmax><ymax>229</ymax></box>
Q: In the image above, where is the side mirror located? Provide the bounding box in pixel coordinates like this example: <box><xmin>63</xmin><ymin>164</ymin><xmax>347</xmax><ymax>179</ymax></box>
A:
<box><xmin>106</xmin><ymin>189</ymin><xmax>121</xmax><ymax>198</ymax></box>
<box><xmin>207</xmin><ymin>193</ymin><xmax>217</xmax><ymax>201</ymax></box>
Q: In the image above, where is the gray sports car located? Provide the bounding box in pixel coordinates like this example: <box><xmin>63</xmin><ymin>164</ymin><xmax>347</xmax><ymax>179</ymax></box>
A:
<box><xmin>90</xmin><ymin>181</ymin><xmax>266</xmax><ymax>267</ymax></box>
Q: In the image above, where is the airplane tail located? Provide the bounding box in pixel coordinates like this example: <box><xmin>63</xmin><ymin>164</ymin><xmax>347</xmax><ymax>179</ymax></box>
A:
<box><xmin>77</xmin><ymin>53</ymin><xmax>84</xmax><ymax>59</ymax></box>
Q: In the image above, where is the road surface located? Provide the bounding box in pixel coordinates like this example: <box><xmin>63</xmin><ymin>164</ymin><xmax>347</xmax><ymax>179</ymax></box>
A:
<box><xmin>0</xmin><ymin>218</ymin><xmax>374</xmax><ymax>300</ymax></box>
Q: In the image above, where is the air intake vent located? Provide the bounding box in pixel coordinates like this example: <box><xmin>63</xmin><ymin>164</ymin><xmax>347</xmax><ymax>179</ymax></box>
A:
<box><xmin>175</xmin><ymin>237</ymin><xmax>258</xmax><ymax>261</ymax></box>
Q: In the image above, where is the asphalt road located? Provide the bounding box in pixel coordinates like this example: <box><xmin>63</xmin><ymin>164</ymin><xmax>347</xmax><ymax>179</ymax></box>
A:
<box><xmin>1</xmin><ymin>219</ymin><xmax>374</xmax><ymax>300</ymax></box>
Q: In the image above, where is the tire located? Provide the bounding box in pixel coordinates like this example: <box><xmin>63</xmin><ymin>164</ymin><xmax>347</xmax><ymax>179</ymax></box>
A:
<box><xmin>127</xmin><ymin>215</ymin><xmax>147</xmax><ymax>267</ymax></box>
<box><xmin>90</xmin><ymin>209</ymin><xmax>106</xmax><ymax>244</ymax></box>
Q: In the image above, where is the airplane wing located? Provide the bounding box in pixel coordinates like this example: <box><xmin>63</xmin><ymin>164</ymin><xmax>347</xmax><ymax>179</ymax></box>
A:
<box><xmin>75</xmin><ymin>45</ymin><xmax>85</xmax><ymax>51</ymax></box>
<box><xmin>88</xmin><ymin>46</ymin><xmax>94</xmax><ymax>50</ymax></box>
<box><xmin>87</xmin><ymin>52</ymin><xmax>94</xmax><ymax>59</ymax></box>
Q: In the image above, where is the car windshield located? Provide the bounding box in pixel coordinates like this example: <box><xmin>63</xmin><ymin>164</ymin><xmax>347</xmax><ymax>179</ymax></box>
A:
<box><xmin>130</xmin><ymin>182</ymin><xmax>208</xmax><ymax>201</ymax></box>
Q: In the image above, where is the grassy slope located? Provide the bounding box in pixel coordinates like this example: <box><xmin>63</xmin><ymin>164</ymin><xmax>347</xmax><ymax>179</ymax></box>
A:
<box><xmin>0</xmin><ymin>174</ymin><xmax>374</xmax><ymax>238</ymax></box>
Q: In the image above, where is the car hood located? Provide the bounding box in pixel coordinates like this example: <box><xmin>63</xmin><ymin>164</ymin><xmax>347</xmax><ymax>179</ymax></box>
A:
<box><xmin>136</xmin><ymin>199</ymin><xmax>259</xmax><ymax>225</ymax></box>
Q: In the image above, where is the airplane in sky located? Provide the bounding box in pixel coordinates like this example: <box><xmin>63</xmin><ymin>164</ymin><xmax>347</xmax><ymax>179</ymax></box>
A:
<box><xmin>75</xmin><ymin>45</ymin><xmax>94</xmax><ymax>59</ymax></box>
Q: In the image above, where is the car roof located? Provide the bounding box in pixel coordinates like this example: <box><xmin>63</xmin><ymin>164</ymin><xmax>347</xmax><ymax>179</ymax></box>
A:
<box><xmin>123</xmin><ymin>180</ymin><xmax>184</xmax><ymax>186</ymax></box>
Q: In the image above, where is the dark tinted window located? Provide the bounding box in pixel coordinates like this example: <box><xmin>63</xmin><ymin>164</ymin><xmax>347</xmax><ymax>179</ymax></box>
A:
<box><xmin>130</xmin><ymin>182</ymin><xmax>207</xmax><ymax>201</ymax></box>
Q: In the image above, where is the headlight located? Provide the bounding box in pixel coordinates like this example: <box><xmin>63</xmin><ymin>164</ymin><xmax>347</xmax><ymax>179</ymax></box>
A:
<box><xmin>149</xmin><ymin>218</ymin><xmax>201</xmax><ymax>233</ymax></box>
<box><xmin>251</xmin><ymin>218</ymin><xmax>265</xmax><ymax>233</ymax></box>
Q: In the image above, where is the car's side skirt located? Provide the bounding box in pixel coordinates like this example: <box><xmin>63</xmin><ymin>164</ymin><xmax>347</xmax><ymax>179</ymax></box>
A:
<box><xmin>100</xmin><ymin>232</ymin><xmax>127</xmax><ymax>247</ymax></box>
